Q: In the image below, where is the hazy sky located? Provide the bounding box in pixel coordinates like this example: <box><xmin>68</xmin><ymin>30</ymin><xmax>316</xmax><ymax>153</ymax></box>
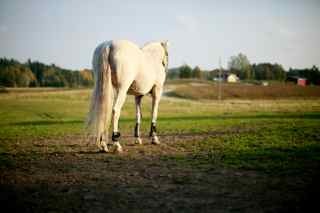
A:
<box><xmin>0</xmin><ymin>0</ymin><xmax>319</xmax><ymax>70</ymax></box>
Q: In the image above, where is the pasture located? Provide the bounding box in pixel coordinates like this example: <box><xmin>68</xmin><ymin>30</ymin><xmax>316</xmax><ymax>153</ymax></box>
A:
<box><xmin>1</xmin><ymin>82</ymin><xmax>320</xmax><ymax>212</ymax></box>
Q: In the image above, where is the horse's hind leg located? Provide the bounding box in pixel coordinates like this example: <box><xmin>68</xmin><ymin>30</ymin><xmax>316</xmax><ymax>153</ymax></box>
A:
<box><xmin>111</xmin><ymin>88</ymin><xmax>128</xmax><ymax>153</ymax></box>
<box><xmin>134</xmin><ymin>95</ymin><xmax>143</xmax><ymax>145</ymax></box>
<box><xmin>98</xmin><ymin>131</ymin><xmax>109</xmax><ymax>152</ymax></box>
<box><xmin>150</xmin><ymin>86</ymin><xmax>162</xmax><ymax>145</ymax></box>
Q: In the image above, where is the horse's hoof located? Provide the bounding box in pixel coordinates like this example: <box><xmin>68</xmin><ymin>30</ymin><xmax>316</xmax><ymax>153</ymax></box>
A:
<box><xmin>114</xmin><ymin>147</ymin><xmax>123</xmax><ymax>153</ymax></box>
<box><xmin>98</xmin><ymin>149</ymin><xmax>109</xmax><ymax>153</ymax></box>
<box><xmin>151</xmin><ymin>136</ymin><xmax>160</xmax><ymax>145</ymax></box>
<box><xmin>135</xmin><ymin>138</ymin><xmax>143</xmax><ymax>145</ymax></box>
<box><xmin>113</xmin><ymin>142</ymin><xmax>123</xmax><ymax>153</ymax></box>
<box><xmin>100</xmin><ymin>143</ymin><xmax>109</xmax><ymax>152</ymax></box>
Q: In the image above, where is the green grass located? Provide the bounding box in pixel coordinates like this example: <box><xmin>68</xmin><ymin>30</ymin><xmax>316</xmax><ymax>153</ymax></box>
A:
<box><xmin>1</xmin><ymin>86</ymin><xmax>320</xmax><ymax>212</ymax></box>
<box><xmin>172</xmin><ymin>118</ymin><xmax>320</xmax><ymax>174</ymax></box>
<box><xmin>1</xmin><ymin>87</ymin><xmax>320</xmax><ymax>174</ymax></box>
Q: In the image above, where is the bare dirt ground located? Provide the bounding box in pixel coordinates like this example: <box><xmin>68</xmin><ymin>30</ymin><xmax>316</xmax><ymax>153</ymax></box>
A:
<box><xmin>1</xmin><ymin>131</ymin><xmax>318</xmax><ymax>213</ymax></box>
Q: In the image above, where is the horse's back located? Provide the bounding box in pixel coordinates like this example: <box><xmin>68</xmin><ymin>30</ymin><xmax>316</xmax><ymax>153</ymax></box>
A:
<box><xmin>93</xmin><ymin>39</ymin><xmax>160</xmax><ymax>95</ymax></box>
<box><xmin>94</xmin><ymin>40</ymin><xmax>141</xmax><ymax>59</ymax></box>
<box><xmin>111</xmin><ymin>40</ymin><xmax>140</xmax><ymax>51</ymax></box>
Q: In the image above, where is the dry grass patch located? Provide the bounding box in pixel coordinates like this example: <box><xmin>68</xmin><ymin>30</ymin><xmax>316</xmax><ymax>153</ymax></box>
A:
<box><xmin>166</xmin><ymin>81</ymin><xmax>320</xmax><ymax>100</ymax></box>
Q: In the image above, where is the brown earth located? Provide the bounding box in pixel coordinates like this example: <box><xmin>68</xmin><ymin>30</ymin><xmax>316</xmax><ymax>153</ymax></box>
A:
<box><xmin>1</xmin><ymin>131</ymin><xmax>318</xmax><ymax>213</ymax></box>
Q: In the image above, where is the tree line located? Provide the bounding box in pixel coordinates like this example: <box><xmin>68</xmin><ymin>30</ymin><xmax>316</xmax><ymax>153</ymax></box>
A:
<box><xmin>0</xmin><ymin>58</ymin><xmax>93</xmax><ymax>87</ymax></box>
<box><xmin>1</xmin><ymin>54</ymin><xmax>320</xmax><ymax>87</ymax></box>
<box><xmin>167</xmin><ymin>53</ymin><xmax>320</xmax><ymax>85</ymax></box>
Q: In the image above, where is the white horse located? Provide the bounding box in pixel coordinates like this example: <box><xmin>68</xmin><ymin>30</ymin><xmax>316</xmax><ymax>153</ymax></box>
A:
<box><xmin>87</xmin><ymin>40</ymin><xmax>169</xmax><ymax>153</ymax></box>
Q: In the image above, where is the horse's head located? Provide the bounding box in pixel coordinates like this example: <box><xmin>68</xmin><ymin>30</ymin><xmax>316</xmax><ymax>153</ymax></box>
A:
<box><xmin>142</xmin><ymin>40</ymin><xmax>169</xmax><ymax>72</ymax></box>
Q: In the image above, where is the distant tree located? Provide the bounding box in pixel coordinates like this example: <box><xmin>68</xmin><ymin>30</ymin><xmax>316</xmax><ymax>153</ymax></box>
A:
<box><xmin>273</xmin><ymin>63</ymin><xmax>286</xmax><ymax>81</ymax></box>
<box><xmin>71</xmin><ymin>71</ymin><xmax>81</xmax><ymax>87</ymax></box>
<box><xmin>265</xmin><ymin>64</ymin><xmax>273</xmax><ymax>80</ymax></box>
<box><xmin>228</xmin><ymin>53</ymin><xmax>252</xmax><ymax>80</ymax></box>
<box><xmin>42</xmin><ymin>68</ymin><xmax>65</xmax><ymax>87</ymax></box>
<box><xmin>179</xmin><ymin>64</ymin><xmax>192</xmax><ymax>79</ymax></box>
<box><xmin>192</xmin><ymin>66</ymin><xmax>203</xmax><ymax>79</ymax></box>
<box><xmin>252</xmin><ymin>63</ymin><xmax>286</xmax><ymax>81</ymax></box>
<box><xmin>167</xmin><ymin>67</ymin><xmax>180</xmax><ymax>79</ymax></box>
<box><xmin>16</xmin><ymin>67</ymin><xmax>37</xmax><ymax>87</ymax></box>
<box><xmin>1</xmin><ymin>57</ymin><xmax>96</xmax><ymax>88</ymax></box>
<box><xmin>0</xmin><ymin>67</ymin><xmax>16</xmax><ymax>87</ymax></box>
<box><xmin>288</xmin><ymin>65</ymin><xmax>320</xmax><ymax>85</ymax></box>
<box><xmin>79</xmin><ymin>69</ymin><xmax>93</xmax><ymax>87</ymax></box>
<box><xmin>0</xmin><ymin>59</ymin><xmax>36</xmax><ymax>87</ymax></box>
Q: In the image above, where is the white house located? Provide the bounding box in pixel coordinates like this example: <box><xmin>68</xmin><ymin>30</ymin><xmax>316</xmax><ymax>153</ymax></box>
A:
<box><xmin>227</xmin><ymin>74</ymin><xmax>239</xmax><ymax>83</ymax></box>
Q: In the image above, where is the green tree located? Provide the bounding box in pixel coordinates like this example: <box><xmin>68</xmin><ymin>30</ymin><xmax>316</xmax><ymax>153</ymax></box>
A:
<box><xmin>79</xmin><ymin>69</ymin><xmax>93</xmax><ymax>87</ymax></box>
<box><xmin>0</xmin><ymin>67</ymin><xmax>16</xmax><ymax>87</ymax></box>
<box><xmin>16</xmin><ymin>67</ymin><xmax>36</xmax><ymax>87</ymax></box>
<box><xmin>252</xmin><ymin>63</ymin><xmax>286</xmax><ymax>81</ymax></box>
<box><xmin>288</xmin><ymin>65</ymin><xmax>320</xmax><ymax>85</ymax></box>
<box><xmin>228</xmin><ymin>53</ymin><xmax>252</xmax><ymax>80</ymax></box>
<box><xmin>192</xmin><ymin>66</ymin><xmax>203</xmax><ymax>79</ymax></box>
<box><xmin>167</xmin><ymin>67</ymin><xmax>180</xmax><ymax>80</ymax></box>
<box><xmin>179</xmin><ymin>64</ymin><xmax>192</xmax><ymax>79</ymax></box>
<box><xmin>0</xmin><ymin>62</ymin><xmax>36</xmax><ymax>87</ymax></box>
<box><xmin>273</xmin><ymin>63</ymin><xmax>286</xmax><ymax>81</ymax></box>
<box><xmin>43</xmin><ymin>68</ymin><xmax>64</xmax><ymax>87</ymax></box>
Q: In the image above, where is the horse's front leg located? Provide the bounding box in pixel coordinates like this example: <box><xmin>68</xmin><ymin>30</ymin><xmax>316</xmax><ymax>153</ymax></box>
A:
<box><xmin>134</xmin><ymin>95</ymin><xmax>143</xmax><ymax>145</ymax></box>
<box><xmin>150</xmin><ymin>87</ymin><xmax>162</xmax><ymax>145</ymax></box>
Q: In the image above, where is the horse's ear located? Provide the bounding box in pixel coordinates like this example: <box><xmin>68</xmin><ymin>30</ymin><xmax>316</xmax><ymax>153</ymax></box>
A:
<box><xmin>161</xmin><ymin>40</ymin><xmax>170</xmax><ymax>48</ymax></box>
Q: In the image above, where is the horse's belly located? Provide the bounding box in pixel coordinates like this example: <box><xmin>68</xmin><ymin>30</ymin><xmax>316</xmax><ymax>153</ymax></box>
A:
<box><xmin>127</xmin><ymin>80</ymin><xmax>152</xmax><ymax>96</ymax></box>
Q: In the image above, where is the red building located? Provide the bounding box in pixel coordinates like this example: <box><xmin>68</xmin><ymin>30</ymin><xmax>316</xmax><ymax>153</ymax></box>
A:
<box><xmin>297</xmin><ymin>78</ymin><xmax>307</xmax><ymax>86</ymax></box>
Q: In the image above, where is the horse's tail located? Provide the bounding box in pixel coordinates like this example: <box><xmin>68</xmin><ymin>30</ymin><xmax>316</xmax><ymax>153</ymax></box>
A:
<box><xmin>86</xmin><ymin>42</ymin><xmax>114</xmax><ymax>144</ymax></box>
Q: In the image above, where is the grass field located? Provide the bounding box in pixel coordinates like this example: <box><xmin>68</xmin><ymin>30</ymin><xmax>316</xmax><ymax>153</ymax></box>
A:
<box><xmin>1</xmin><ymin>82</ymin><xmax>320</xmax><ymax>212</ymax></box>
<box><xmin>166</xmin><ymin>79</ymin><xmax>320</xmax><ymax>100</ymax></box>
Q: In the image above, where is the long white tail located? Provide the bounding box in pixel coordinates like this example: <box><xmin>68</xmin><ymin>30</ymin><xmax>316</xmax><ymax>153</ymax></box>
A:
<box><xmin>86</xmin><ymin>42</ymin><xmax>113</xmax><ymax>143</ymax></box>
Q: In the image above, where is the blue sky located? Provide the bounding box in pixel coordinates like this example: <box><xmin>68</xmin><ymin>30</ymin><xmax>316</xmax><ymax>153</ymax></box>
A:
<box><xmin>0</xmin><ymin>0</ymin><xmax>319</xmax><ymax>70</ymax></box>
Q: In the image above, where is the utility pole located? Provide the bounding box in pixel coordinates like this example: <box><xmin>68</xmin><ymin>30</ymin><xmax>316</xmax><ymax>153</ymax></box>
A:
<box><xmin>218</xmin><ymin>57</ymin><xmax>222</xmax><ymax>101</ymax></box>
